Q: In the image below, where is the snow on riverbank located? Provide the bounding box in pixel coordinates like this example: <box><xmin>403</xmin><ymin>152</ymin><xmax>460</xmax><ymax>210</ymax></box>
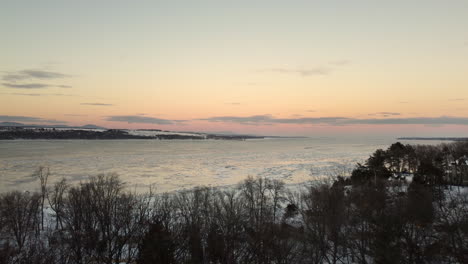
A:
<box><xmin>126</xmin><ymin>129</ymin><xmax>206</xmax><ymax>138</ymax></box>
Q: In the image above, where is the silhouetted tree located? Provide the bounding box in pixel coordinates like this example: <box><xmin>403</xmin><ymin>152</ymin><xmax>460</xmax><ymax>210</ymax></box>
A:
<box><xmin>47</xmin><ymin>178</ymin><xmax>68</xmax><ymax>230</ymax></box>
<box><xmin>0</xmin><ymin>191</ymin><xmax>41</xmax><ymax>261</ymax></box>
<box><xmin>137</xmin><ymin>222</ymin><xmax>176</xmax><ymax>264</ymax></box>
<box><xmin>33</xmin><ymin>166</ymin><xmax>50</xmax><ymax>231</ymax></box>
<box><xmin>351</xmin><ymin>164</ymin><xmax>374</xmax><ymax>185</ymax></box>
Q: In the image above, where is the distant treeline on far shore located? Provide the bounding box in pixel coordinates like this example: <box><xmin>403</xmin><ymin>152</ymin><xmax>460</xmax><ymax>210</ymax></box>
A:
<box><xmin>1</xmin><ymin>141</ymin><xmax>468</xmax><ymax>263</ymax></box>
<box><xmin>398</xmin><ymin>137</ymin><xmax>468</xmax><ymax>141</ymax></box>
<box><xmin>0</xmin><ymin>127</ymin><xmax>263</xmax><ymax>140</ymax></box>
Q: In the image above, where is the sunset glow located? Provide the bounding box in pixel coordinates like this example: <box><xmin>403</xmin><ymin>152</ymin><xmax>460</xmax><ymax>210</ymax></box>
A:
<box><xmin>2</xmin><ymin>0</ymin><xmax>468</xmax><ymax>136</ymax></box>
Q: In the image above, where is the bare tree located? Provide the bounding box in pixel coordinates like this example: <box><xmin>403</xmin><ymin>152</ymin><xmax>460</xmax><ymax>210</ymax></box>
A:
<box><xmin>47</xmin><ymin>177</ymin><xmax>68</xmax><ymax>230</ymax></box>
<box><xmin>0</xmin><ymin>191</ymin><xmax>41</xmax><ymax>253</ymax></box>
<box><xmin>267</xmin><ymin>179</ymin><xmax>285</xmax><ymax>224</ymax></box>
<box><xmin>33</xmin><ymin>166</ymin><xmax>50</xmax><ymax>230</ymax></box>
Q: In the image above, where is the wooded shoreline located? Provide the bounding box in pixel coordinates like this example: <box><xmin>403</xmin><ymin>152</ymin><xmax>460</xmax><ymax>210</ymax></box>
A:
<box><xmin>1</xmin><ymin>141</ymin><xmax>468</xmax><ymax>263</ymax></box>
<box><xmin>0</xmin><ymin>128</ymin><xmax>264</xmax><ymax>140</ymax></box>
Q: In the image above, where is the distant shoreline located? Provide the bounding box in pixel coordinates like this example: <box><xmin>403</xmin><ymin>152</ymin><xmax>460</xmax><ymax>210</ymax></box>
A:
<box><xmin>398</xmin><ymin>137</ymin><xmax>468</xmax><ymax>141</ymax></box>
<box><xmin>0</xmin><ymin>127</ymin><xmax>265</xmax><ymax>140</ymax></box>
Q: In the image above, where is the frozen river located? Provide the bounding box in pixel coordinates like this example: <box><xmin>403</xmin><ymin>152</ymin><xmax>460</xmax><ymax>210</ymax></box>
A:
<box><xmin>0</xmin><ymin>137</ymin><xmax>439</xmax><ymax>192</ymax></box>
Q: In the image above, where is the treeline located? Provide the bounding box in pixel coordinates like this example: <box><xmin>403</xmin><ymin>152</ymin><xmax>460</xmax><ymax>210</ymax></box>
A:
<box><xmin>0</xmin><ymin>129</ymin><xmax>209</xmax><ymax>140</ymax></box>
<box><xmin>349</xmin><ymin>140</ymin><xmax>468</xmax><ymax>185</ymax></box>
<box><xmin>1</xmin><ymin>142</ymin><xmax>468</xmax><ymax>264</ymax></box>
<box><xmin>0</xmin><ymin>128</ymin><xmax>263</xmax><ymax>140</ymax></box>
<box><xmin>0</xmin><ymin>129</ymin><xmax>151</xmax><ymax>140</ymax></box>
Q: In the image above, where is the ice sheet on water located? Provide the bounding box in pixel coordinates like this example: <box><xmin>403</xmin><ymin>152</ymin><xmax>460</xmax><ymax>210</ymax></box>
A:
<box><xmin>0</xmin><ymin>137</ymin><xmax>420</xmax><ymax>193</ymax></box>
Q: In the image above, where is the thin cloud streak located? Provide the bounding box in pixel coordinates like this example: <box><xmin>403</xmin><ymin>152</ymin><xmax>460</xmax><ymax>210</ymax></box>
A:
<box><xmin>0</xmin><ymin>115</ymin><xmax>67</xmax><ymax>124</ymax></box>
<box><xmin>330</xmin><ymin>60</ymin><xmax>351</xmax><ymax>66</ymax></box>
<box><xmin>347</xmin><ymin>117</ymin><xmax>468</xmax><ymax>125</ymax></box>
<box><xmin>81</xmin><ymin>103</ymin><xmax>113</xmax><ymax>106</ymax></box>
<box><xmin>199</xmin><ymin>115</ymin><xmax>349</xmax><ymax>125</ymax></box>
<box><xmin>259</xmin><ymin>67</ymin><xmax>331</xmax><ymax>77</ymax></box>
<box><xmin>2</xmin><ymin>83</ymin><xmax>72</xmax><ymax>89</ymax></box>
<box><xmin>368</xmin><ymin>112</ymin><xmax>401</xmax><ymax>117</ymax></box>
<box><xmin>7</xmin><ymin>93</ymin><xmax>76</xmax><ymax>97</ymax></box>
<box><xmin>64</xmin><ymin>114</ymin><xmax>87</xmax><ymax>117</ymax></box>
<box><xmin>2</xmin><ymin>69</ymin><xmax>70</xmax><ymax>81</ymax></box>
<box><xmin>201</xmin><ymin>115</ymin><xmax>468</xmax><ymax>126</ymax></box>
<box><xmin>2</xmin><ymin>83</ymin><xmax>50</xmax><ymax>89</ymax></box>
<box><xmin>257</xmin><ymin>60</ymin><xmax>350</xmax><ymax>77</ymax></box>
<box><xmin>1</xmin><ymin>69</ymin><xmax>72</xmax><ymax>89</ymax></box>
<box><xmin>106</xmin><ymin>115</ymin><xmax>180</xmax><ymax>125</ymax></box>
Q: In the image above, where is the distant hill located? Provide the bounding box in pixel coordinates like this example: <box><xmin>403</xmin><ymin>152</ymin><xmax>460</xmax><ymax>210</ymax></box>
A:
<box><xmin>80</xmin><ymin>124</ymin><xmax>107</xmax><ymax>129</ymax></box>
<box><xmin>0</xmin><ymin>122</ymin><xmax>271</xmax><ymax>140</ymax></box>
<box><xmin>0</xmin><ymin>122</ymin><xmax>25</xmax><ymax>127</ymax></box>
<box><xmin>398</xmin><ymin>137</ymin><xmax>468</xmax><ymax>141</ymax></box>
<box><xmin>0</xmin><ymin>122</ymin><xmax>106</xmax><ymax>130</ymax></box>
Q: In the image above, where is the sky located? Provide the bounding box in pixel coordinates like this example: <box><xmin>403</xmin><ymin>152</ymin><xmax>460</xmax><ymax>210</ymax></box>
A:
<box><xmin>1</xmin><ymin>0</ymin><xmax>468</xmax><ymax>137</ymax></box>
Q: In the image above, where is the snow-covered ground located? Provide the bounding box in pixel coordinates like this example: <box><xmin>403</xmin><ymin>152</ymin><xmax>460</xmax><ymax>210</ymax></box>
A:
<box><xmin>53</xmin><ymin>127</ymin><xmax>107</xmax><ymax>132</ymax></box>
<box><xmin>126</xmin><ymin>129</ymin><xmax>206</xmax><ymax>138</ymax></box>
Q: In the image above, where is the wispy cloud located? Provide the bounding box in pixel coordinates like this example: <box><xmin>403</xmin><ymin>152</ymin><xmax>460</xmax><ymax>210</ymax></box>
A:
<box><xmin>64</xmin><ymin>114</ymin><xmax>87</xmax><ymax>117</ymax></box>
<box><xmin>257</xmin><ymin>59</ymin><xmax>350</xmax><ymax>77</ymax></box>
<box><xmin>2</xmin><ymin>83</ymin><xmax>72</xmax><ymax>89</ymax></box>
<box><xmin>344</xmin><ymin>117</ymin><xmax>468</xmax><ymax>125</ymax></box>
<box><xmin>11</xmin><ymin>93</ymin><xmax>42</xmax><ymax>96</ymax></box>
<box><xmin>4</xmin><ymin>92</ymin><xmax>76</xmax><ymax>97</ymax></box>
<box><xmin>1</xmin><ymin>69</ymin><xmax>72</xmax><ymax>89</ymax></box>
<box><xmin>200</xmin><ymin>115</ymin><xmax>274</xmax><ymax>124</ymax></box>
<box><xmin>330</xmin><ymin>60</ymin><xmax>351</xmax><ymax>66</ymax></box>
<box><xmin>368</xmin><ymin>112</ymin><xmax>401</xmax><ymax>117</ymax></box>
<box><xmin>200</xmin><ymin>115</ymin><xmax>349</xmax><ymax>125</ymax></box>
<box><xmin>2</xmin><ymin>83</ymin><xmax>73</xmax><ymax>89</ymax></box>
<box><xmin>41</xmin><ymin>93</ymin><xmax>74</xmax><ymax>96</ymax></box>
<box><xmin>106</xmin><ymin>115</ymin><xmax>181</xmax><ymax>125</ymax></box>
<box><xmin>201</xmin><ymin>115</ymin><xmax>468</xmax><ymax>126</ymax></box>
<box><xmin>234</xmin><ymin>82</ymin><xmax>261</xmax><ymax>86</ymax></box>
<box><xmin>2</xmin><ymin>83</ymin><xmax>50</xmax><ymax>89</ymax></box>
<box><xmin>81</xmin><ymin>103</ymin><xmax>113</xmax><ymax>106</ymax></box>
<box><xmin>0</xmin><ymin>115</ymin><xmax>67</xmax><ymax>124</ymax></box>
<box><xmin>56</xmin><ymin>85</ymin><xmax>72</xmax><ymax>88</ymax></box>
<box><xmin>259</xmin><ymin>67</ymin><xmax>331</xmax><ymax>77</ymax></box>
<box><xmin>2</xmin><ymin>69</ymin><xmax>70</xmax><ymax>81</ymax></box>
<box><xmin>226</xmin><ymin>102</ymin><xmax>241</xmax><ymax>105</ymax></box>
<box><xmin>449</xmin><ymin>98</ymin><xmax>465</xmax><ymax>101</ymax></box>
<box><xmin>15</xmin><ymin>93</ymin><xmax>44</xmax><ymax>96</ymax></box>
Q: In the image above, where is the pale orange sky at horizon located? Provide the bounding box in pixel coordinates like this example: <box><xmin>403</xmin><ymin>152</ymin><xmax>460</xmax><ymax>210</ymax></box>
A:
<box><xmin>1</xmin><ymin>1</ymin><xmax>468</xmax><ymax>136</ymax></box>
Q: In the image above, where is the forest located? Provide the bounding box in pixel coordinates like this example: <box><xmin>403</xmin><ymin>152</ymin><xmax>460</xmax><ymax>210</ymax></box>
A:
<box><xmin>1</xmin><ymin>141</ymin><xmax>467</xmax><ymax>264</ymax></box>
